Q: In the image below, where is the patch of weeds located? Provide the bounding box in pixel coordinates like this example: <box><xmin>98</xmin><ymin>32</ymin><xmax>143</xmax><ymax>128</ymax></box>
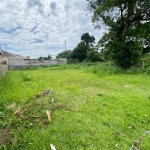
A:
<box><xmin>97</xmin><ymin>93</ymin><xmax>103</xmax><ymax>97</ymax></box>
<box><xmin>27</xmin><ymin>66</ymin><xmax>38</xmax><ymax>70</ymax></box>
<box><xmin>105</xmin><ymin>66</ymin><xmax>122</xmax><ymax>74</ymax></box>
<box><xmin>73</xmin><ymin>65</ymin><xmax>80</xmax><ymax>69</ymax></box>
<box><xmin>127</xmin><ymin>66</ymin><xmax>142</xmax><ymax>74</ymax></box>
<box><xmin>102</xmin><ymin>121</ymin><xmax>111</xmax><ymax>127</ymax></box>
<box><xmin>0</xmin><ymin>96</ymin><xmax>4</xmax><ymax>111</ymax></box>
<box><xmin>49</xmin><ymin>67</ymin><xmax>65</xmax><ymax>70</ymax></box>
<box><xmin>21</xmin><ymin>73</ymin><xmax>32</xmax><ymax>82</ymax></box>
<box><xmin>0</xmin><ymin>111</ymin><xmax>5</xmax><ymax>119</ymax></box>
<box><xmin>85</xmin><ymin>62</ymin><xmax>95</xmax><ymax>67</ymax></box>
<box><xmin>92</xmin><ymin>68</ymin><xmax>98</xmax><ymax>74</ymax></box>
<box><xmin>12</xmin><ymin>129</ymin><xmax>35</xmax><ymax>149</ymax></box>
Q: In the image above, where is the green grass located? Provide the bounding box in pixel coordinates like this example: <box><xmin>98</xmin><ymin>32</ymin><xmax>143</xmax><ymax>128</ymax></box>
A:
<box><xmin>0</xmin><ymin>65</ymin><xmax>150</xmax><ymax>150</ymax></box>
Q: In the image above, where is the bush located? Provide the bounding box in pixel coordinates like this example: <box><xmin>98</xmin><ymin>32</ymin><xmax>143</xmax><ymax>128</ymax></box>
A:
<box><xmin>146</xmin><ymin>66</ymin><xmax>150</xmax><ymax>75</ymax></box>
<box><xmin>126</xmin><ymin>66</ymin><xmax>142</xmax><ymax>74</ymax></box>
<box><xmin>67</xmin><ymin>58</ymin><xmax>79</xmax><ymax>64</ymax></box>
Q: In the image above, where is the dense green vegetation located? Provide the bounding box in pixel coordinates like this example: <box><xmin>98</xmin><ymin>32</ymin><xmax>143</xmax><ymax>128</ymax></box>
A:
<box><xmin>0</xmin><ymin>64</ymin><xmax>150</xmax><ymax>149</ymax></box>
<box><xmin>86</xmin><ymin>0</ymin><xmax>150</xmax><ymax>69</ymax></box>
<box><xmin>56</xmin><ymin>1</ymin><xmax>150</xmax><ymax>69</ymax></box>
<box><xmin>56</xmin><ymin>33</ymin><xmax>103</xmax><ymax>63</ymax></box>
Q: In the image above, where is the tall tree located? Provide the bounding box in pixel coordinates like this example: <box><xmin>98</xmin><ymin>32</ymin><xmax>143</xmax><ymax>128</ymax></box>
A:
<box><xmin>81</xmin><ymin>32</ymin><xmax>95</xmax><ymax>46</ymax></box>
<box><xmin>86</xmin><ymin>0</ymin><xmax>150</xmax><ymax>69</ymax></box>
<box><xmin>71</xmin><ymin>42</ymin><xmax>88</xmax><ymax>61</ymax></box>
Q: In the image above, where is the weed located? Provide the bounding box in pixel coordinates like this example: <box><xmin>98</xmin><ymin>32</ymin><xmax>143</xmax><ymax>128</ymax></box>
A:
<box><xmin>126</xmin><ymin>66</ymin><xmax>142</xmax><ymax>74</ymax></box>
<box><xmin>21</xmin><ymin>72</ymin><xmax>32</xmax><ymax>82</ymax></box>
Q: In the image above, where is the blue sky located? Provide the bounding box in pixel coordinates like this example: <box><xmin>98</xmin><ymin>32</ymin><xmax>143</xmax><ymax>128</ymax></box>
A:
<box><xmin>0</xmin><ymin>0</ymin><xmax>105</xmax><ymax>58</ymax></box>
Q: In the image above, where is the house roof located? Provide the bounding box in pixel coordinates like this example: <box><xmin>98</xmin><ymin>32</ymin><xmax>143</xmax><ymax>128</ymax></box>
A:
<box><xmin>2</xmin><ymin>50</ymin><xmax>24</xmax><ymax>58</ymax></box>
<box><xmin>0</xmin><ymin>45</ymin><xmax>25</xmax><ymax>58</ymax></box>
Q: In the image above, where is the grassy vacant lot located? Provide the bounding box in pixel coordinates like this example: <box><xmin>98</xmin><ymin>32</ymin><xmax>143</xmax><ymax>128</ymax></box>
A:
<box><xmin>0</xmin><ymin>64</ymin><xmax>150</xmax><ymax>150</ymax></box>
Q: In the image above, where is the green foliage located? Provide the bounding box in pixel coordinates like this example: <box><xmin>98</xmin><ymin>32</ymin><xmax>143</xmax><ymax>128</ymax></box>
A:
<box><xmin>71</xmin><ymin>42</ymin><xmax>88</xmax><ymax>61</ymax></box>
<box><xmin>39</xmin><ymin>54</ymin><xmax>52</xmax><ymax>60</ymax></box>
<box><xmin>81</xmin><ymin>32</ymin><xmax>95</xmax><ymax>46</ymax></box>
<box><xmin>142</xmin><ymin>46</ymin><xmax>150</xmax><ymax>56</ymax></box>
<box><xmin>87</xmin><ymin>51</ymin><xmax>103</xmax><ymax>62</ymax></box>
<box><xmin>146</xmin><ymin>66</ymin><xmax>150</xmax><ymax>75</ymax></box>
<box><xmin>56</xmin><ymin>50</ymin><xmax>72</xmax><ymax>59</ymax></box>
<box><xmin>21</xmin><ymin>72</ymin><xmax>32</xmax><ymax>82</ymax></box>
<box><xmin>0</xmin><ymin>96</ymin><xmax>4</xmax><ymax>111</ymax></box>
<box><xmin>111</xmin><ymin>40</ymin><xmax>141</xmax><ymax>69</ymax></box>
<box><xmin>67</xmin><ymin>58</ymin><xmax>79</xmax><ymax>64</ymax></box>
<box><xmin>126</xmin><ymin>66</ymin><xmax>142</xmax><ymax>74</ymax></box>
<box><xmin>141</xmin><ymin>54</ymin><xmax>150</xmax><ymax>68</ymax></box>
<box><xmin>68</xmin><ymin>33</ymin><xmax>98</xmax><ymax>62</ymax></box>
<box><xmin>87</xmin><ymin>0</ymin><xmax>150</xmax><ymax>69</ymax></box>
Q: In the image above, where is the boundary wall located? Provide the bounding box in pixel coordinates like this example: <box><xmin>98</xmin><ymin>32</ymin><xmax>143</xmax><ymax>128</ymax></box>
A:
<box><xmin>8</xmin><ymin>58</ymin><xmax>67</xmax><ymax>70</ymax></box>
<box><xmin>0</xmin><ymin>57</ymin><xmax>8</xmax><ymax>79</ymax></box>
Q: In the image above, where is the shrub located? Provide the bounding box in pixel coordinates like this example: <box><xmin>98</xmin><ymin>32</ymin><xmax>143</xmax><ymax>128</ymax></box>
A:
<box><xmin>126</xmin><ymin>66</ymin><xmax>142</xmax><ymax>74</ymax></box>
<box><xmin>146</xmin><ymin>66</ymin><xmax>150</xmax><ymax>75</ymax></box>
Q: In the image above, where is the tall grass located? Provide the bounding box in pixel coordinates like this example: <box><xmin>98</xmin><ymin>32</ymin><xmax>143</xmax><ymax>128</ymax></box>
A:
<box><xmin>0</xmin><ymin>64</ymin><xmax>150</xmax><ymax>149</ymax></box>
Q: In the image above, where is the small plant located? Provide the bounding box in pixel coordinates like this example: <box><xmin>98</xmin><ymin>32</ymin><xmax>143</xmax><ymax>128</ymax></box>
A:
<box><xmin>21</xmin><ymin>73</ymin><xmax>32</xmax><ymax>81</ymax></box>
<box><xmin>0</xmin><ymin>96</ymin><xmax>4</xmax><ymax>111</ymax></box>
<box><xmin>92</xmin><ymin>67</ymin><xmax>98</xmax><ymax>74</ymax></box>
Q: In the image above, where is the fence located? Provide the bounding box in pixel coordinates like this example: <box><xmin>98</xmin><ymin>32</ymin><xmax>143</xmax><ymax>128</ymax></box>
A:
<box><xmin>8</xmin><ymin>58</ymin><xmax>67</xmax><ymax>70</ymax></box>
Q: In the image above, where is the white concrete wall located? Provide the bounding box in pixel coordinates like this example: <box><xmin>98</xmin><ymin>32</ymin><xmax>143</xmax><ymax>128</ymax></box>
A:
<box><xmin>0</xmin><ymin>56</ymin><xmax>8</xmax><ymax>65</ymax></box>
<box><xmin>0</xmin><ymin>57</ymin><xmax>8</xmax><ymax>78</ymax></box>
<box><xmin>8</xmin><ymin>58</ymin><xmax>67</xmax><ymax>70</ymax></box>
<box><xmin>8</xmin><ymin>58</ymin><xmax>25</xmax><ymax>66</ymax></box>
<box><xmin>0</xmin><ymin>65</ymin><xmax>8</xmax><ymax>78</ymax></box>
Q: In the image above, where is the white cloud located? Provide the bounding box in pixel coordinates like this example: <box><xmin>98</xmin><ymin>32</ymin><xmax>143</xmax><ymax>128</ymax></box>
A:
<box><xmin>0</xmin><ymin>0</ymin><xmax>104</xmax><ymax>58</ymax></box>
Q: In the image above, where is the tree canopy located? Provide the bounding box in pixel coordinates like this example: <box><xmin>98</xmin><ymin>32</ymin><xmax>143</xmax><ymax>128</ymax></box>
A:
<box><xmin>39</xmin><ymin>54</ymin><xmax>52</xmax><ymax>60</ymax></box>
<box><xmin>86</xmin><ymin>0</ymin><xmax>150</xmax><ymax>69</ymax></box>
<box><xmin>71</xmin><ymin>42</ymin><xmax>88</xmax><ymax>61</ymax></box>
<box><xmin>56</xmin><ymin>50</ymin><xmax>72</xmax><ymax>59</ymax></box>
<box><xmin>56</xmin><ymin>32</ymin><xmax>102</xmax><ymax>63</ymax></box>
<box><xmin>81</xmin><ymin>32</ymin><xmax>95</xmax><ymax>46</ymax></box>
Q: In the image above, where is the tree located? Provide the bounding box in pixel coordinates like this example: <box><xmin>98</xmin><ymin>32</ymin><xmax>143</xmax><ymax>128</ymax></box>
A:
<box><xmin>71</xmin><ymin>42</ymin><xmax>88</xmax><ymax>61</ymax></box>
<box><xmin>87</xmin><ymin>51</ymin><xmax>103</xmax><ymax>62</ymax></box>
<box><xmin>86</xmin><ymin>0</ymin><xmax>150</xmax><ymax>69</ymax></box>
<box><xmin>38</xmin><ymin>54</ymin><xmax>52</xmax><ymax>60</ymax></box>
<box><xmin>81</xmin><ymin>32</ymin><xmax>95</xmax><ymax>46</ymax></box>
<box><xmin>56</xmin><ymin>50</ymin><xmax>72</xmax><ymax>59</ymax></box>
<box><xmin>47</xmin><ymin>54</ymin><xmax>52</xmax><ymax>60</ymax></box>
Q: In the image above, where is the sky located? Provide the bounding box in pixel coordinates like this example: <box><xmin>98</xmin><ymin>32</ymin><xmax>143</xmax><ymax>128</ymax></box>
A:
<box><xmin>0</xmin><ymin>0</ymin><xmax>105</xmax><ymax>58</ymax></box>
